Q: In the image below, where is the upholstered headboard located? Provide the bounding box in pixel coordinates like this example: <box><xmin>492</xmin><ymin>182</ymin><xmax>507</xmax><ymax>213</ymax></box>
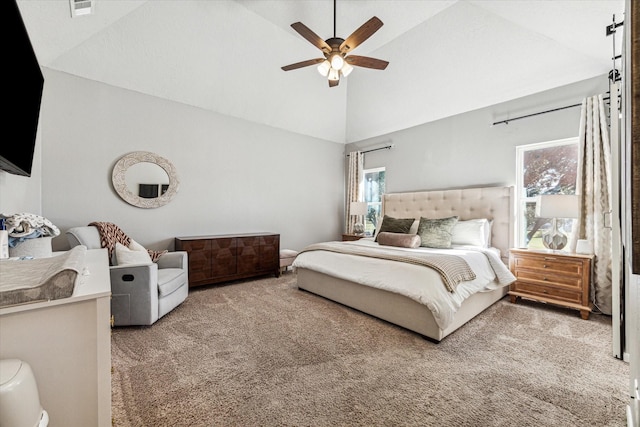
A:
<box><xmin>382</xmin><ymin>186</ymin><xmax>514</xmax><ymax>262</ymax></box>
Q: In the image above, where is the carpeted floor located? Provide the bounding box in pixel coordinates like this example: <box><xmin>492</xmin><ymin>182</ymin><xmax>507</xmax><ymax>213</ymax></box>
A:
<box><xmin>111</xmin><ymin>273</ymin><xmax>629</xmax><ymax>426</ymax></box>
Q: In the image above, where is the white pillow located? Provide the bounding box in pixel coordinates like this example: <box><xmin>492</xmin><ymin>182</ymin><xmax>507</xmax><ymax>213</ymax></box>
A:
<box><xmin>115</xmin><ymin>241</ymin><xmax>152</xmax><ymax>266</ymax></box>
<box><xmin>451</xmin><ymin>219</ymin><xmax>489</xmax><ymax>247</ymax></box>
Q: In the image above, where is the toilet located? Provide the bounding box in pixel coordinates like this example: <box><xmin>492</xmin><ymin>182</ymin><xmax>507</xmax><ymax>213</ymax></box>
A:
<box><xmin>0</xmin><ymin>359</ymin><xmax>49</xmax><ymax>427</ymax></box>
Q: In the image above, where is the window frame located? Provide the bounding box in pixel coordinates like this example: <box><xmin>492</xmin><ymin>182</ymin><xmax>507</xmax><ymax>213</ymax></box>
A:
<box><xmin>362</xmin><ymin>166</ymin><xmax>386</xmax><ymax>236</ymax></box>
<box><xmin>515</xmin><ymin>137</ymin><xmax>579</xmax><ymax>248</ymax></box>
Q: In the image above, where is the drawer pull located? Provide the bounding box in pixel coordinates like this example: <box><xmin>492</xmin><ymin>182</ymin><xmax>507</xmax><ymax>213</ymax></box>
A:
<box><xmin>542</xmin><ymin>289</ymin><xmax>548</xmax><ymax>294</ymax></box>
<box><xmin>543</xmin><ymin>277</ymin><xmax>548</xmax><ymax>281</ymax></box>
<box><xmin>543</xmin><ymin>264</ymin><xmax>548</xmax><ymax>268</ymax></box>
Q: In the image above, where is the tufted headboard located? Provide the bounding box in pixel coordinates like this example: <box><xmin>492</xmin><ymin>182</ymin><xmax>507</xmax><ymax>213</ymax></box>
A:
<box><xmin>382</xmin><ymin>186</ymin><xmax>514</xmax><ymax>262</ymax></box>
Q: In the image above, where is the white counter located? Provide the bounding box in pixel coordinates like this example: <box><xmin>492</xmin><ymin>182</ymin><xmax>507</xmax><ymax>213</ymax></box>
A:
<box><xmin>0</xmin><ymin>248</ymin><xmax>112</xmax><ymax>427</ymax></box>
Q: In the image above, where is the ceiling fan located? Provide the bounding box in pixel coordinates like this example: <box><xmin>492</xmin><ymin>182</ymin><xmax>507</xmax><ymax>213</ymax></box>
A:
<box><xmin>281</xmin><ymin>0</ymin><xmax>389</xmax><ymax>87</ymax></box>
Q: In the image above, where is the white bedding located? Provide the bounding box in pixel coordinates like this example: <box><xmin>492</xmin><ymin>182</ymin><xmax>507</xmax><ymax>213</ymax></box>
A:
<box><xmin>293</xmin><ymin>238</ymin><xmax>515</xmax><ymax>330</ymax></box>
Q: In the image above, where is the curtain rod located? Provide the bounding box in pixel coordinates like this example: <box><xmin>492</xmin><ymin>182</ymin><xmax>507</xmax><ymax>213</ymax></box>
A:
<box><xmin>346</xmin><ymin>145</ymin><xmax>394</xmax><ymax>156</ymax></box>
<box><xmin>492</xmin><ymin>96</ymin><xmax>611</xmax><ymax>126</ymax></box>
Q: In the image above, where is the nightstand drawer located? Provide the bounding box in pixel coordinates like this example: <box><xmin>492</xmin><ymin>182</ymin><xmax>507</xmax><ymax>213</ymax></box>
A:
<box><xmin>511</xmin><ymin>281</ymin><xmax>582</xmax><ymax>304</ymax></box>
<box><xmin>512</xmin><ymin>256</ymin><xmax>584</xmax><ymax>276</ymax></box>
<box><xmin>513</xmin><ymin>269</ymin><xmax>582</xmax><ymax>290</ymax></box>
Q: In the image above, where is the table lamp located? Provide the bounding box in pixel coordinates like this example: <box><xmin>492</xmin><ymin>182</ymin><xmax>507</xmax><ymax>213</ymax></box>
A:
<box><xmin>350</xmin><ymin>202</ymin><xmax>368</xmax><ymax>235</ymax></box>
<box><xmin>535</xmin><ymin>194</ymin><xmax>579</xmax><ymax>250</ymax></box>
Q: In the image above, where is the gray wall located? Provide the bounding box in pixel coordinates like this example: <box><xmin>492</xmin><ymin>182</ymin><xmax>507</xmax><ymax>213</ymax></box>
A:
<box><xmin>34</xmin><ymin>69</ymin><xmax>344</xmax><ymax>252</ymax></box>
<box><xmin>346</xmin><ymin>75</ymin><xmax>609</xmax><ymax>194</ymax></box>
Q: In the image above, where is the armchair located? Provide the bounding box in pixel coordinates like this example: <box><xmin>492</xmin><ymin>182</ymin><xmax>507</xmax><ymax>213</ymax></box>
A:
<box><xmin>66</xmin><ymin>226</ymin><xmax>188</xmax><ymax>326</ymax></box>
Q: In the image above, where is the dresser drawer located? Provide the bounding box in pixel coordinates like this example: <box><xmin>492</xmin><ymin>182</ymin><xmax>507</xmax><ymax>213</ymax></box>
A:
<box><xmin>513</xmin><ymin>269</ymin><xmax>582</xmax><ymax>290</ymax></box>
<box><xmin>511</xmin><ymin>255</ymin><xmax>584</xmax><ymax>276</ymax></box>
<box><xmin>511</xmin><ymin>281</ymin><xmax>582</xmax><ymax>304</ymax></box>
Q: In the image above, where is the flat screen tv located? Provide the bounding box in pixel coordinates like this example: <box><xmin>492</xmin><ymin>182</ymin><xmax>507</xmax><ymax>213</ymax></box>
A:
<box><xmin>2</xmin><ymin>0</ymin><xmax>44</xmax><ymax>177</ymax></box>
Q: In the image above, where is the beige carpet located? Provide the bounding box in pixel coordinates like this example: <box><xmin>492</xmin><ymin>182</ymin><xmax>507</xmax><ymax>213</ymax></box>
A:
<box><xmin>111</xmin><ymin>273</ymin><xmax>628</xmax><ymax>426</ymax></box>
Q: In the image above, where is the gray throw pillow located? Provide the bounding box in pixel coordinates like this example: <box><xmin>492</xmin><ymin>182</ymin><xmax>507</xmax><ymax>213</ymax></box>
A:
<box><xmin>417</xmin><ymin>216</ymin><xmax>459</xmax><ymax>248</ymax></box>
<box><xmin>375</xmin><ymin>215</ymin><xmax>415</xmax><ymax>242</ymax></box>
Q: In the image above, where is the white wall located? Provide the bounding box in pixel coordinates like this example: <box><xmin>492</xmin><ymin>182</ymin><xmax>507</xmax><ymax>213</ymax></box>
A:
<box><xmin>37</xmin><ymin>69</ymin><xmax>345</xmax><ymax>252</ymax></box>
<box><xmin>346</xmin><ymin>75</ymin><xmax>608</xmax><ymax>194</ymax></box>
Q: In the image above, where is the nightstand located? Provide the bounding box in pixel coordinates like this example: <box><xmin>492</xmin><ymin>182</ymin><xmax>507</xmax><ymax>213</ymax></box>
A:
<box><xmin>342</xmin><ymin>234</ymin><xmax>365</xmax><ymax>241</ymax></box>
<box><xmin>508</xmin><ymin>249</ymin><xmax>594</xmax><ymax>319</ymax></box>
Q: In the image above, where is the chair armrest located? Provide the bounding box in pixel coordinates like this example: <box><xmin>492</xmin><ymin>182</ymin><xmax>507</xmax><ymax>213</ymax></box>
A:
<box><xmin>110</xmin><ymin>263</ymin><xmax>159</xmax><ymax>325</ymax></box>
<box><xmin>156</xmin><ymin>251</ymin><xmax>187</xmax><ymax>270</ymax></box>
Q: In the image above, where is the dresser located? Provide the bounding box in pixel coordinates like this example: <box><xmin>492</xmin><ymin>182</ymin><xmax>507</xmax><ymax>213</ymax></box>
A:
<box><xmin>508</xmin><ymin>248</ymin><xmax>594</xmax><ymax>319</ymax></box>
<box><xmin>175</xmin><ymin>233</ymin><xmax>280</xmax><ymax>288</ymax></box>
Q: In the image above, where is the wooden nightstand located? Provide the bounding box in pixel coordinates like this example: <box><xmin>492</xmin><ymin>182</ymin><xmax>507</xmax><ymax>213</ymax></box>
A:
<box><xmin>342</xmin><ymin>234</ymin><xmax>365</xmax><ymax>241</ymax></box>
<box><xmin>508</xmin><ymin>249</ymin><xmax>594</xmax><ymax>319</ymax></box>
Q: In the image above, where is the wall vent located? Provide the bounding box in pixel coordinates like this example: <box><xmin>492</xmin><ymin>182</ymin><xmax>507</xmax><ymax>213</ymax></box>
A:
<box><xmin>69</xmin><ymin>0</ymin><xmax>94</xmax><ymax>17</ymax></box>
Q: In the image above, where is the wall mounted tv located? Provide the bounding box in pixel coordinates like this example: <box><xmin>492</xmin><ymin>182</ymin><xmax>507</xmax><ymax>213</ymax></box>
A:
<box><xmin>2</xmin><ymin>0</ymin><xmax>44</xmax><ymax>177</ymax></box>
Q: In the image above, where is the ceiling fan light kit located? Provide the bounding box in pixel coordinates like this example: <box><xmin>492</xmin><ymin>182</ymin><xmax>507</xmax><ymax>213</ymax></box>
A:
<box><xmin>281</xmin><ymin>0</ymin><xmax>389</xmax><ymax>87</ymax></box>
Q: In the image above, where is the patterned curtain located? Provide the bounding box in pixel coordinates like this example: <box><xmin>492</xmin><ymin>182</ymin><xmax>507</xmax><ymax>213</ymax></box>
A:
<box><xmin>572</xmin><ymin>94</ymin><xmax>613</xmax><ymax>314</ymax></box>
<box><xmin>346</xmin><ymin>151</ymin><xmax>364</xmax><ymax>234</ymax></box>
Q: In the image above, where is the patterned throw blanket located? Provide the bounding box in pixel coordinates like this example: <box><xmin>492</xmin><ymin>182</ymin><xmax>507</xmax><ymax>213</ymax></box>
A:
<box><xmin>89</xmin><ymin>221</ymin><xmax>167</xmax><ymax>265</ymax></box>
<box><xmin>298</xmin><ymin>242</ymin><xmax>476</xmax><ymax>292</ymax></box>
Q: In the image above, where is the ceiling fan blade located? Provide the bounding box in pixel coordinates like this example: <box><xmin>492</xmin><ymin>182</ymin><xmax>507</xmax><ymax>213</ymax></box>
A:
<box><xmin>345</xmin><ymin>55</ymin><xmax>389</xmax><ymax>70</ymax></box>
<box><xmin>329</xmin><ymin>79</ymin><xmax>340</xmax><ymax>88</ymax></box>
<box><xmin>339</xmin><ymin>16</ymin><xmax>383</xmax><ymax>53</ymax></box>
<box><xmin>291</xmin><ymin>22</ymin><xmax>331</xmax><ymax>53</ymax></box>
<box><xmin>281</xmin><ymin>58</ymin><xmax>326</xmax><ymax>71</ymax></box>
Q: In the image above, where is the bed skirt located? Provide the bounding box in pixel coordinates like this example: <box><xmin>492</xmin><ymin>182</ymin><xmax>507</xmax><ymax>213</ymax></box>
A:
<box><xmin>296</xmin><ymin>267</ymin><xmax>508</xmax><ymax>342</ymax></box>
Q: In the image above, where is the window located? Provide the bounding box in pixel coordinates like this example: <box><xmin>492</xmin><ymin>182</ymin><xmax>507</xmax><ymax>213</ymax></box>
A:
<box><xmin>515</xmin><ymin>138</ymin><xmax>578</xmax><ymax>249</ymax></box>
<box><xmin>363</xmin><ymin>167</ymin><xmax>385</xmax><ymax>235</ymax></box>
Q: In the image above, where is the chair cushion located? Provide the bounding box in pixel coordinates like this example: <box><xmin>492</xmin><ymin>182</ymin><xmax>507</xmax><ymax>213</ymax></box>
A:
<box><xmin>66</xmin><ymin>226</ymin><xmax>102</xmax><ymax>250</ymax></box>
<box><xmin>157</xmin><ymin>268</ymin><xmax>187</xmax><ymax>297</ymax></box>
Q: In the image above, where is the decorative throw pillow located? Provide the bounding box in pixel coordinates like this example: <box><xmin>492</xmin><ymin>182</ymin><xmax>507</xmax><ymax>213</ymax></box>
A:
<box><xmin>115</xmin><ymin>241</ymin><xmax>153</xmax><ymax>266</ymax></box>
<box><xmin>417</xmin><ymin>216</ymin><xmax>459</xmax><ymax>248</ymax></box>
<box><xmin>374</xmin><ymin>215</ymin><xmax>415</xmax><ymax>242</ymax></box>
<box><xmin>377</xmin><ymin>232</ymin><xmax>421</xmax><ymax>248</ymax></box>
<box><xmin>451</xmin><ymin>218</ymin><xmax>490</xmax><ymax>247</ymax></box>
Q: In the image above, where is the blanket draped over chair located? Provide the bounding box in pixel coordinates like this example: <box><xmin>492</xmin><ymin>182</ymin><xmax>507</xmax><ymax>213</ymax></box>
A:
<box><xmin>89</xmin><ymin>221</ymin><xmax>167</xmax><ymax>265</ymax></box>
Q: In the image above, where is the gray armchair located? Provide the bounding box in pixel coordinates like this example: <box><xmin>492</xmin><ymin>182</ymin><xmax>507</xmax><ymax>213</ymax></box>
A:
<box><xmin>66</xmin><ymin>226</ymin><xmax>188</xmax><ymax>326</ymax></box>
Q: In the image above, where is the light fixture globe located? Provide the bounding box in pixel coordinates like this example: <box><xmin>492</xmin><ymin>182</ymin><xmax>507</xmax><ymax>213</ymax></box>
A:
<box><xmin>330</xmin><ymin>54</ymin><xmax>344</xmax><ymax>70</ymax></box>
<box><xmin>340</xmin><ymin>62</ymin><xmax>353</xmax><ymax>77</ymax></box>
<box><xmin>317</xmin><ymin>60</ymin><xmax>330</xmax><ymax>76</ymax></box>
<box><xmin>328</xmin><ymin>68</ymin><xmax>340</xmax><ymax>81</ymax></box>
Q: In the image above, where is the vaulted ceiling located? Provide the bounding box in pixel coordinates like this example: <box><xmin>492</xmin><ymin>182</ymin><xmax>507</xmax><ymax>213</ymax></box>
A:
<box><xmin>17</xmin><ymin>0</ymin><xmax>624</xmax><ymax>143</ymax></box>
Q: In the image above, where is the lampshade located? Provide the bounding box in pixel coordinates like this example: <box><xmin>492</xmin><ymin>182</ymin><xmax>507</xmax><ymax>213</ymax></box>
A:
<box><xmin>328</xmin><ymin>68</ymin><xmax>340</xmax><ymax>81</ymax></box>
<box><xmin>350</xmin><ymin>202</ymin><xmax>368</xmax><ymax>216</ymax></box>
<box><xmin>340</xmin><ymin>62</ymin><xmax>353</xmax><ymax>77</ymax></box>
<box><xmin>330</xmin><ymin>54</ymin><xmax>344</xmax><ymax>70</ymax></box>
<box><xmin>535</xmin><ymin>195</ymin><xmax>579</xmax><ymax>219</ymax></box>
<box><xmin>317</xmin><ymin>60</ymin><xmax>330</xmax><ymax>77</ymax></box>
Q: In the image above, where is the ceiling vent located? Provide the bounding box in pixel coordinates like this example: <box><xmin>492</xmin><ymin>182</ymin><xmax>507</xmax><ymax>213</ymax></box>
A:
<box><xmin>69</xmin><ymin>0</ymin><xmax>94</xmax><ymax>17</ymax></box>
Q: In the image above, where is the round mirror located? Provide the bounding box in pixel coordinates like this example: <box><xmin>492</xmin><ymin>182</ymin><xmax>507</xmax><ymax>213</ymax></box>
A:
<box><xmin>112</xmin><ymin>151</ymin><xmax>179</xmax><ymax>208</ymax></box>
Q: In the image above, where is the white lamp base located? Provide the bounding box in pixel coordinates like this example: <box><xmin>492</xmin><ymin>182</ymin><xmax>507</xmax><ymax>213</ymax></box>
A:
<box><xmin>353</xmin><ymin>222</ymin><xmax>365</xmax><ymax>235</ymax></box>
<box><xmin>542</xmin><ymin>218</ymin><xmax>567</xmax><ymax>250</ymax></box>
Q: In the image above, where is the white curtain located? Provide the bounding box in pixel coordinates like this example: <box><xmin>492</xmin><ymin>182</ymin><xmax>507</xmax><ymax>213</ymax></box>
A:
<box><xmin>346</xmin><ymin>151</ymin><xmax>364</xmax><ymax>234</ymax></box>
<box><xmin>573</xmin><ymin>94</ymin><xmax>613</xmax><ymax>314</ymax></box>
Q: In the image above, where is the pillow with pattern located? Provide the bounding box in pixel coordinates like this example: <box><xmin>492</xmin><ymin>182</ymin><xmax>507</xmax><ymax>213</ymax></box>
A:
<box><xmin>417</xmin><ymin>216</ymin><xmax>459</xmax><ymax>248</ymax></box>
<box><xmin>374</xmin><ymin>215</ymin><xmax>415</xmax><ymax>242</ymax></box>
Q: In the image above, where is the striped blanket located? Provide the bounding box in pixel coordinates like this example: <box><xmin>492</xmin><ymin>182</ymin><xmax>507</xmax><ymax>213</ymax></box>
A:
<box><xmin>89</xmin><ymin>221</ymin><xmax>167</xmax><ymax>265</ymax></box>
<box><xmin>298</xmin><ymin>242</ymin><xmax>475</xmax><ymax>292</ymax></box>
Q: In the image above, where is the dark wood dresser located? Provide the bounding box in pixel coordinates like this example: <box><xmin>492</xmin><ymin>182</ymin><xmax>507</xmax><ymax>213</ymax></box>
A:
<box><xmin>508</xmin><ymin>248</ymin><xmax>593</xmax><ymax>319</ymax></box>
<box><xmin>175</xmin><ymin>233</ymin><xmax>280</xmax><ymax>288</ymax></box>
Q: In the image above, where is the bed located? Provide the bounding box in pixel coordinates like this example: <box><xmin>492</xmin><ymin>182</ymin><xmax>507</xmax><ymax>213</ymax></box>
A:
<box><xmin>293</xmin><ymin>186</ymin><xmax>516</xmax><ymax>342</ymax></box>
